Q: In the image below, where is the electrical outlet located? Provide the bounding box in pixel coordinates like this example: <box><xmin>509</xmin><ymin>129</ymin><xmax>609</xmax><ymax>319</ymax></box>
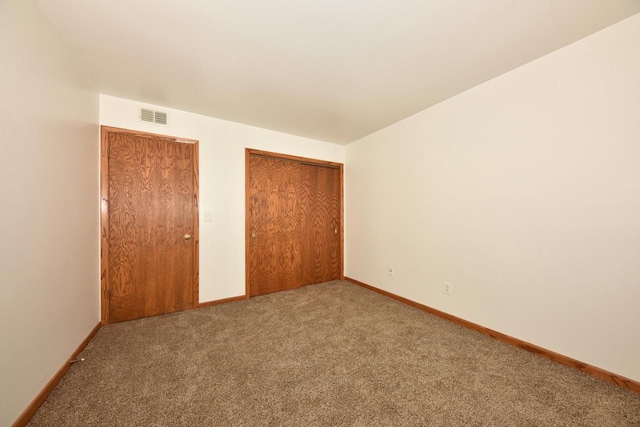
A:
<box><xmin>388</xmin><ymin>267</ymin><xmax>394</xmax><ymax>276</ymax></box>
<box><xmin>443</xmin><ymin>282</ymin><xmax>452</xmax><ymax>295</ymax></box>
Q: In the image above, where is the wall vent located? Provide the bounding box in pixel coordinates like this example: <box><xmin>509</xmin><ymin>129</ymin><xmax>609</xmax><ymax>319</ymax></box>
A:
<box><xmin>140</xmin><ymin>108</ymin><xmax>169</xmax><ymax>126</ymax></box>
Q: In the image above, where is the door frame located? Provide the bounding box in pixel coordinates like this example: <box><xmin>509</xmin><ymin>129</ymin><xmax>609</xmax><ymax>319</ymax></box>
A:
<box><xmin>100</xmin><ymin>126</ymin><xmax>200</xmax><ymax>325</ymax></box>
<box><xmin>245</xmin><ymin>148</ymin><xmax>344</xmax><ymax>297</ymax></box>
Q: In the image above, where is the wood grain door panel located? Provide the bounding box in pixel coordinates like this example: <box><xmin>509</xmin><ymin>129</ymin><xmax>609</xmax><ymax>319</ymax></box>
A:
<box><xmin>303</xmin><ymin>164</ymin><xmax>341</xmax><ymax>285</ymax></box>
<box><xmin>102</xmin><ymin>127</ymin><xmax>199</xmax><ymax>324</ymax></box>
<box><xmin>247</xmin><ymin>151</ymin><xmax>343</xmax><ymax>296</ymax></box>
<box><xmin>248</xmin><ymin>155</ymin><xmax>304</xmax><ymax>295</ymax></box>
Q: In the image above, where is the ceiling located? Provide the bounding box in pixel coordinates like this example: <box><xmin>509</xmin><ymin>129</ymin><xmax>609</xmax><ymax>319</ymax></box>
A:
<box><xmin>37</xmin><ymin>1</ymin><xmax>640</xmax><ymax>144</ymax></box>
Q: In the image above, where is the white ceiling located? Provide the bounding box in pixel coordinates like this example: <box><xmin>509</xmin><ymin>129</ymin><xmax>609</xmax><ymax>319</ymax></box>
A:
<box><xmin>37</xmin><ymin>1</ymin><xmax>640</xmax><ymax>144</ymax></box>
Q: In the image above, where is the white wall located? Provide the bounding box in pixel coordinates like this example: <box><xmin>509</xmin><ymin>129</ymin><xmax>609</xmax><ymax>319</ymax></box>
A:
<box><xmin>0</xmin><ymin>1</ymin><xmax>100</xmax><ymax>425</ymax></box>
<box><xmin>100</xmin><ymin>95</ymin><xmax>345</xmax><ymax>303</ymax></box>
<box><xmin>345</xmin><ymin>13</ymin><xmax>640</xmax><ymax>382</ymax></box>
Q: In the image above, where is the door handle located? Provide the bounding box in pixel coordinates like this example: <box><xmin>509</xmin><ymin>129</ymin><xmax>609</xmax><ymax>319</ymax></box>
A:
<box><xmin>251</xmin><ymin>232</ymin><xmax>256</xmax><ymax>238</ymax></box>
<box><xmin>184</xmin><ymin>234</ymin><xmax>192</xmax><ymax>240</ymax></box>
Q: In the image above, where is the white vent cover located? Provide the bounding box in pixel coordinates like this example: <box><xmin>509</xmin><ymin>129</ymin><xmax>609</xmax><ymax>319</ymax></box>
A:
<box><xmin>140</xmin><ymin>108</ymin><xmax>169</xmax><ymax>125</ymax></box>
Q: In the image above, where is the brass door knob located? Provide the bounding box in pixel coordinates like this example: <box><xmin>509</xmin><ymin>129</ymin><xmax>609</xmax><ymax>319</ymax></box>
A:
<box><xmin>251</xmin><ymin>232</ymin><xmax>256</xmax><ymax>238</ymax></box>
<box><xmin>184</xmin><ymin>234</ymin><xmax>192</xmax><ymax>240</ymax></box>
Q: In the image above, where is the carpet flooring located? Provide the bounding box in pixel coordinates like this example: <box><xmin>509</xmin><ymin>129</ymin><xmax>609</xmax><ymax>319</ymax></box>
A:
<box><xmin>29</xmin><ymin>281</ymin><xmax>640</xmax><ymax>426</ymax></box>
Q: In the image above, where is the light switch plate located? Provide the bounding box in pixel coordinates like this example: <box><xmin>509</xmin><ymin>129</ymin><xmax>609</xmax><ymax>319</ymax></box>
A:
<box><xmin>204</xmin><ymin>211</ymin><xmax>212</xmax><ymax>222</ymax></box>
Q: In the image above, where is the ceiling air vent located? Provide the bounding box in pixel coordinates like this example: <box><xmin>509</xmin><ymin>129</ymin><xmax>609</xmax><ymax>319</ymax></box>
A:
<box><xmin>140</xmin><ymin>108</ymin><xmax>169</xmax><ymax>126</ymax></box>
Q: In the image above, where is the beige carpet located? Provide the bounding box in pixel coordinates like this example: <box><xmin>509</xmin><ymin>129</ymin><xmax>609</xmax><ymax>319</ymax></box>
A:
<box><xmin>29</xmin><ymin>281</ymin><xmax>640</xmax><ymax>426</ymax></box>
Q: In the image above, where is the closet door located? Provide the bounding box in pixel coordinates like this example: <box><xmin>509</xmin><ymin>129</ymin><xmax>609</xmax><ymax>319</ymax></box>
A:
<box><xmin>246</xmin><ymin>151</ymin><xmax>342</xmax><ymax>296</ymax></box>
<box><xmin>300</xmin><ymin>163</ymin><xmax>341</xmax><ymax>285</ymax></box>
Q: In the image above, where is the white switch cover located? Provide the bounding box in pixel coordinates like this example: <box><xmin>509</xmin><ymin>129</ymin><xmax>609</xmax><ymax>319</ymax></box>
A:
<box><xmin>204</xmin><ymin>211</ymin><xmax>212</xmax><ymax>222</ymax></box>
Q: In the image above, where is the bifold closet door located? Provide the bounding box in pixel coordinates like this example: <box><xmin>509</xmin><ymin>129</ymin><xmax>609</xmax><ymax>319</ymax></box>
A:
<box><xmin>299</xmin><ymin>163</ymin><xmax>341</xmax><ymax>286</ymax></box>
<box><xmin>247</xmin><ymin>153</ymin><xmax>341</xmax><ymax>296</ymax></box>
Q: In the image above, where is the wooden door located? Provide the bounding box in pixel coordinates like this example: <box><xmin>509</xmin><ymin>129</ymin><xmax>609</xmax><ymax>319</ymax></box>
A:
<box><xmin>300</xmin><ymin>163</ymin><xmax>341</xmax><ymax>284</ymax></box>
<box><xmin>246</xmin><ymin>150</ymin><xmax>342</xmax><ymax>296</ymax></box>
<box><xmin>101</xmin><ymin>127</ymin><xmax>199</xmax><ymax>324</ymax></box>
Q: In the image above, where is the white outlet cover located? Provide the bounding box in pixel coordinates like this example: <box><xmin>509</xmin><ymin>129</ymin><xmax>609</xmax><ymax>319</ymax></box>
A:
<box><xmin>443</xmin><ymin>282</ymin><xmax>452</xmax><ymax>295</ymax></box>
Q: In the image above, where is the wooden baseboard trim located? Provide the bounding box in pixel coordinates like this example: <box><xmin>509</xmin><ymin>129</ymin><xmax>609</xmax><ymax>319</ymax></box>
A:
<box><xmin>12</xmin><ymin>321</ymin><xmax>102</xmax><ymax>427</ymax></box>
<box><xmin>344</xmin><ymin>277</ymin><xmax>640</xmax><ymax>394</ymax></box>
<box><xmin>197</xmin><ymin>294</ymin><xmax>248</xmax><ymax>308</ymax></box>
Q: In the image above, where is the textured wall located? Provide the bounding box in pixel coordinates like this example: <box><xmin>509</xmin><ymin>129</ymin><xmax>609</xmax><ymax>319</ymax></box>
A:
<box><xmin>0</xmin><ymin>1</ymin><xmax>100</xmax><ymax>425</ymax></box>
<box><xmin>345</xmin><ymin>14</ymin><xmax>640</xmax><ymax>382</ymax></box>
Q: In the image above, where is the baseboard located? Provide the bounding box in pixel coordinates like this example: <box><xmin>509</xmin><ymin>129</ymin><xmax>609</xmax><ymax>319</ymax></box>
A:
<box><xmin>197</xmin><ymin>294</ymin><xmax>248</xmax><ymax>308</ymax></box>
<box><xmin>12</xmin><ymin>322</ymin><xmax>102</xmax><ymax>427</ymax></box>
<box><xmin>344</xmin><ymin>277</ymin><xmax>640</xmax><ymax>394</ymax></box>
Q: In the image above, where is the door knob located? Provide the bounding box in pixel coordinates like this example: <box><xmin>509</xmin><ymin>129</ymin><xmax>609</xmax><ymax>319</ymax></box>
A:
<box><xmin>251</xmin><ymin>232</ymin><xmax>256</xmax><ymax>238</ymax></box>
<box><xmin>184</xmin><ymin>234</ymin><xmax>192</xmax><ymax>240</ymax></box>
